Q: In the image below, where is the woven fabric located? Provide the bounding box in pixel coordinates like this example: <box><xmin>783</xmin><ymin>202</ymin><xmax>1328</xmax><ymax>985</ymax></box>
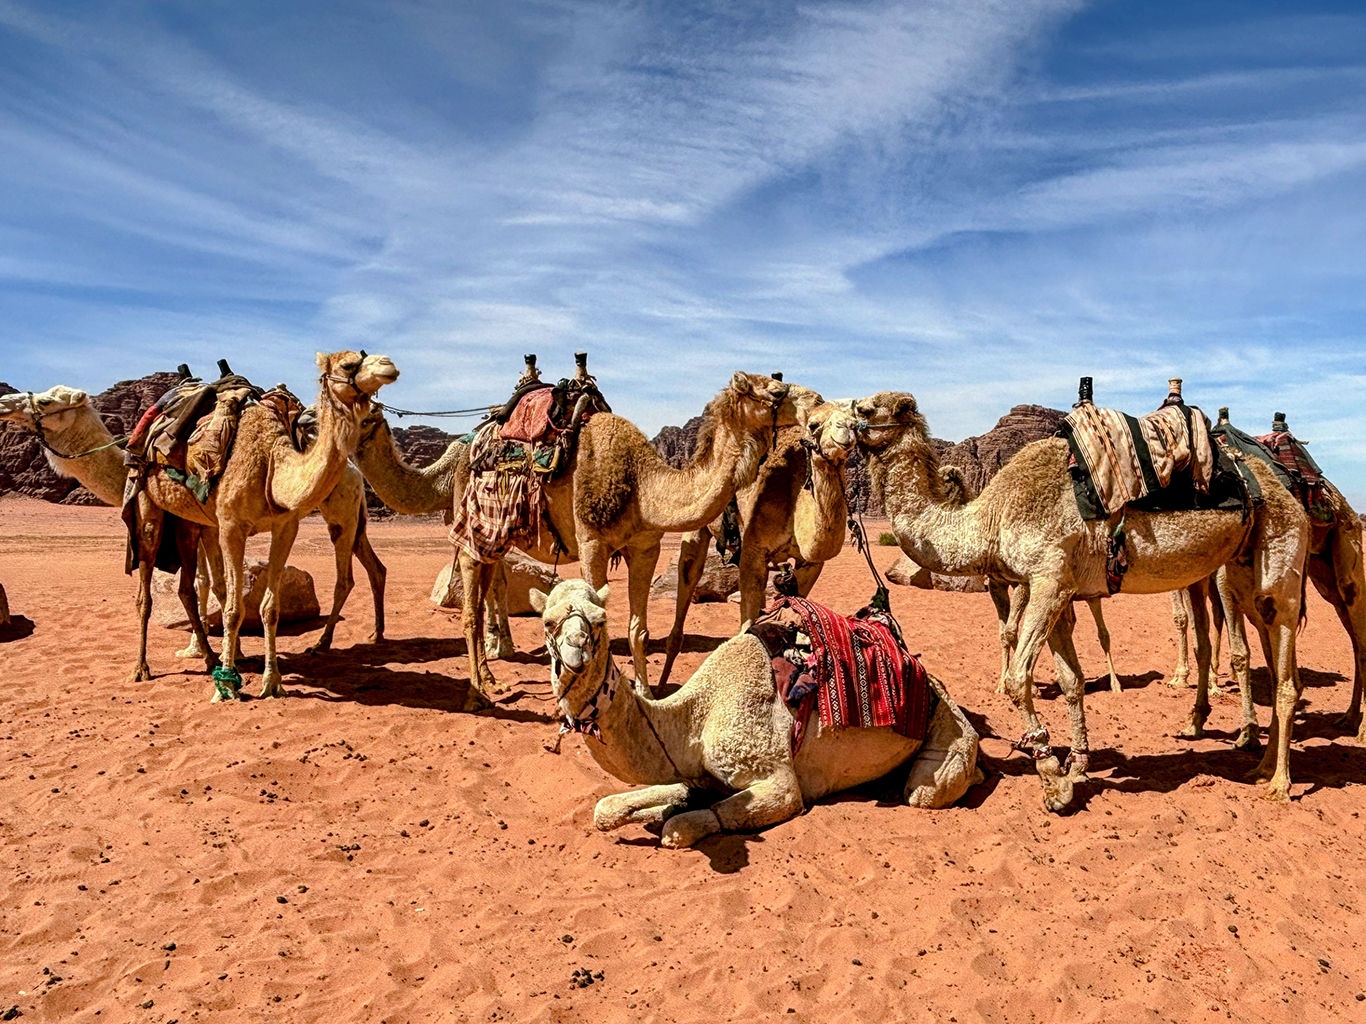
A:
<box><xmin>500</xmin><ymin>386</ymin><xmax>557</xmax><ymax>443</ymax></box>
<box><xmin>1256</xmin><ymin>431</ymin><xmax>1322</xmax><ymax>487</ymax></box>
<box><xmin>1065</xmin><ymin>402</ymin><xmax>1214</xmax><ymax>516</ymax></box>
<box><xmin>450</xmin><ymin>464</ymin><xmax>543</xmax><ymax>564</ymax></box>
<box><xmin>761</xmin><ymin>597</ymin><xmax>932</xmax><ymax>753</ymax></box>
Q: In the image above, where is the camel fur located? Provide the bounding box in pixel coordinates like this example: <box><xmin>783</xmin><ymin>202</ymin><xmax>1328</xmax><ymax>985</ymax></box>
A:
<box><xmin>852</xmin><ymin>391</ymin><xmax>1310</xmax><ymax>809</ymax></box>
<box><xmin>532</xmin><ymin>579</ymin><xmax>982</xmax><ymax>848</ymax></box>
<box><xmin>658</xmin><ymin>400</ymin><xmax>857</xmax><ymax>685</ymax></box>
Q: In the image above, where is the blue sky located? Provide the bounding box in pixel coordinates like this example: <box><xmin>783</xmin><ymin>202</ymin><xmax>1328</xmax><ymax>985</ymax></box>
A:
<box><xmin>3</xmin><ymin>1</ymin><xmax>1365</xmax><ymax>497</ymax></box>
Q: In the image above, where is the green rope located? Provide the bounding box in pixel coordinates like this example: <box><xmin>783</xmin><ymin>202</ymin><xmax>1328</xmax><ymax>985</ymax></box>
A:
<box><xmin>212</xmin><ymin>665</ymin><xmax>243</xmax><ymax>701</ymax></box>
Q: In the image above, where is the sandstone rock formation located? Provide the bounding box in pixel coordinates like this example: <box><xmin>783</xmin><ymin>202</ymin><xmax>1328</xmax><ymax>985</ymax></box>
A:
<box><xmin>430</xmin><ymin>549</ymin><xmax>562</xmax><ymax>615</ymax></box>
<box><xmin>650</xmin><ymin>550</ymin><xmax>741</xmax><ymax>603</ymax></box>
<box><xmin>153</xmin><ymin>558</ymin><xmax>320</xmax><ymax>632</ymax></box>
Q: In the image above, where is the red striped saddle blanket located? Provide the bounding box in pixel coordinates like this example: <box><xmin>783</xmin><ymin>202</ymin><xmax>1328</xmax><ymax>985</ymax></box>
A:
<box><xmin>748</xmin><ymin>597</ymin><xmax>933</xmax><ymax>754</ymax></box>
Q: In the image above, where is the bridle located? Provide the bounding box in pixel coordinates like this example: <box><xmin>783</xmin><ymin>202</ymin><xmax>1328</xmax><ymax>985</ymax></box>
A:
<box><xmin>17</xmin><ymin>392</ymin><xmax>127</xmax><ymax>460</ymax></box>
<box><xmin>320</xmin><ymin>350</ymin><xmax>369</xmax><ymax>402</ymax></box>
<box><xmin>546</xmin><ymin>610</ymin><xmax>615</xmax><ymax>745</ymax></box>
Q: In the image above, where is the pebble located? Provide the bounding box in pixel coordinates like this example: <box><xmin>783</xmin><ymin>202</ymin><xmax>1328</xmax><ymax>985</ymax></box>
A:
<box><xmin>561</xmin><ymin>935</ymin><xmax>574</xmax><ymax>944</ymax></box>
<box><xmin>277</xmin><ymin>896</ymin><xmax>288</xmax><ymax>904</ymax></box>
<box><xmin>851</xmin><ymin>959</ymin><xmax>862</xmax><ymax>966</ymax></box>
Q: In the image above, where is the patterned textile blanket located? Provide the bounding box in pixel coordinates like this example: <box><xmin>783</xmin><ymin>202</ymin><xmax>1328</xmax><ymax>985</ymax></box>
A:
<box><xmin>450</xmin><ymin>421</ymin><xmax>546</xmax><ymax>564</ymax></box>
<box><xmin>499</xmin><ymin>386</ymin><xmax>557</xmax><ymax>444</ymax></box>
<box><xmin>749</xmin><ymin>597</ymin><xmax>933</xmax><ymax>755</ymax></box>
<box><xmin>1257</xmin><ymin>430</ymin><xmax>1330</xmax><ymax>521</ymax></box>
<box><xmin>1061</xmin><ymin>402</ymin><xmax>1216</xmax><ymax>519</ymax></box>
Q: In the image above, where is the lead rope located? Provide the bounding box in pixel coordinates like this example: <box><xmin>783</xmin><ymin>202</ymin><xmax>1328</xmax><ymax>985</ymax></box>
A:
<box><xmin>836</xmin><ymin>465</ymin><xmax>905</xmax><ymax>647</ymax></box>
<box><xmin>23</xmin><ymin>393</ymin><xmax>129</xmax><ymax>460</ymax></box>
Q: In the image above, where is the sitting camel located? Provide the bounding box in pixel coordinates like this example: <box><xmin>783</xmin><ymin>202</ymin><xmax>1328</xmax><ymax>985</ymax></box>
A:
<box><xmin>0</xmin><ymin>383</ymin><xmax>389</xmax><ymax>671</ymax></box>
<box><xmin>657</xmin><ymin>399</ymin><xmax>858</xmax><ymax>685</ymax></box>
<box><xmin>532</xmin><ymin>579</ymin><xmax>982</xmax><ymax>848</ymax></box>
<box><xmin>852</xmin><ymin>391</ymin><xmax>1309</xmax><ymax>809</ymax></box>
<box><xmin>131</xmin><ymin>351</ymin><xmax>399</xmax><ymax>700</ymax></box>
<box><xmin>458</xmin><ymin>373</ymin><xmax>821</xmax><ymax>702</ymax></box>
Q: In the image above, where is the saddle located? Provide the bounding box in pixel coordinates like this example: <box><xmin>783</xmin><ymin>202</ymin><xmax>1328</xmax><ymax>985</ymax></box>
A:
<box><xmin>748</xmin><ymin>596</ymin><xmax>935</xmax><ymax>755</ymax></box>
<box><xmin>1057</xmin><ymin>378</ymin><xmax>1248</xmax><ymax>523</ymax></box>
<box><xmin>1213</xmin><ymin>411</ymin><xmax>1332</xmax><ymax>523</ymax></box>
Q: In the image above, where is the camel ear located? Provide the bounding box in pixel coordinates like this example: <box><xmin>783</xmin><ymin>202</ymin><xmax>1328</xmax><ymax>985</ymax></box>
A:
<box><xmin>595</xmin><ymin>584</ymin><xmax>611</xmax><ymax>606</ymax></box>
<box><xmin>528</xmin><ymin>588</ymin><xmax>547</xmax><ymax>614</ymax></box>
<box><xmin>316</xmin><ymin>351</ymin><xmax>328</xmax><ymax>371</ymax></box>
<box><xmin>894</xmin><ymin>395</ymin><xmax>916</xmax><ymax>419</ymax></box>
<box><xmin>730</xmin><ymin>371</ymin><xmax>752</xmax><ymax>396</ymax></box>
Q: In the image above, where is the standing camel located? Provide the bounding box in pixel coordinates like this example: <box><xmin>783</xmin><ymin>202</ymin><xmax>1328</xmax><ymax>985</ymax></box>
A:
<box><xmin>458</xmin><ymin>373</ymin><xmax>821</xmax><ymax>701</ymax></box>
<box><xmin>352</xmin><ymin>407</ymin><xmax>516</xmax><ymax>659</ymax></box>
<box><xmin>131</xmin><ymin>351</ymin><xmax>399</xmax><ymax>700</ymax></box>
<box><xmin>851</xmin><ymin>391</ymin><xmax>1309</xmax><ymax>809</ymax></box>
<box><xmin>658</xmin><ymin>399</ymin><xmax>858</xmax><ymax>685</ymax></box>
<box><xmin>0</xmin><ymin>383</ymin><xmax>389</xmax><ymax>667</ymax></box>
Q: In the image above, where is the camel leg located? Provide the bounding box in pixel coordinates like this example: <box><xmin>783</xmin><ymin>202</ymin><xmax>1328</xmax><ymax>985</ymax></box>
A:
<box><xmin>1003</xmin><ymin>575</ymin><xmax>1074</xmax><ymax>812</ymax></box>
<box><xmin>1168</xmin><ymin>588</ymin><xmax>1193</xmax><ymax>688</ymax></box>
<box><xmin>1046</xmin><ymin>604</ymin><xmax>1092</xmax><ymax>782</ymax></box>
<box><xmin>736</xmin><ymin>541</ymin><xmax>771</xmax><ymax>634</ymax></box>
<box><xmin>1178</xmin><ymin>588</ymin><xmax>1214</xmax><ymax>739</ymax></box>
<box><xmin>662</xmin><ymin>771</ymin><xmax>804</xmax><ymax>848</ymax></box>
<box><xmin>1258</xmin><ymin>621</ymin><xmax>1302</xmax><ymax>801</ymax></box>
<box><xmin>1307</xmin><ymin>545</ymin><xmax>1366</xmax><ymax>740</ymax></box>
<box><xmin>1208</xmin><ymin>577</ymin><xmax>1225</xmax><ymax>679</ymax></box>
<box><xmin>659</xmin><ymin>528</ymin><xmax>710</xmax><ymax>687</ymax></box>
<box><xmin>0</xmin><ymin>583</ymin><xmax>8</xmax><ymax>627</ymax></box>
<box><xmin>307</xmin><ymin>515</ymin><xmax>356</xmax><ymax>655</ymax></box>
<box><xmin>483</xmin><ymin>559</ymin><xmax>514</xmax><ymax>661</ymax></box>
<box><xmin>172</xmin><ymin>523</ymin><xmax>216</xmax><ymax>674</ymax></box>
<box><xmin>257</xmin><ymin>518</ymin><xmax>299</xmax><ymax>699</ymax></box>
<box><xmin>625</xmin><ymin>539</ymin><xmax>662</xmax><ymax>689</ymax></box>
<box><xmin>214</xmin><ymin>525</ymin><xmax>249</xmax><ymax>702</ymax></box>
<box><xmin>594</xmin><ymin>783</ymin><xmax>692</xmax><ymax>832</ymax></box>
<box><xmin>792</xmin><ymin>561</ymin><xmax>823</xmax><ymax>598</ymax></box>
<box><xmin>458</xmin><ymin>552</ymin><xmax>497</xmax><ymax>709</ymax></box>
<box><xmin>354</xmin><ymin>520</ymin><xmax>387</xmax><ymax>645</ymax></box>
<box><xmin>131</xmin><ymin>494</ymin><xmax>164</xmax><ymax>683</ymax></box>
<box><xmin>1216</xmin><ymin>569</ymin><xmax>1260</xmax><ymax>752</ymax></box>
<box><xmin>175</xmin><ymin>552</ymin><xmax>213</xmax><ymax>659</ymax></box>
<box><xmin>1087</xmin><ymin>598</ymin><xmax>1120</xmax><ymax>692</ymax></box>
<box><xmin>988</xmin><ymin>578</ymin><xmax>1018</xmax><ymax>696</ymax></box>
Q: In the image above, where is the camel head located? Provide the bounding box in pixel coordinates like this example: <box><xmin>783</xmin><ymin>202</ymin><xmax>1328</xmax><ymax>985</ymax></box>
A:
<box><xmin>0</xmin><ymin>385</ymin><xmax>91</xmax><ymax>437</ymax></box>
<box><xmin>355</xmin><ymin>401</ymin><xmax>392</xmax><ymax>450</ymax></box>
<box><xmin>803</xmin><ymin>400</ymin><xmax>859</xmax><ymax>466</ymax></box>
<box><xmin>316</xmin><ymin>350</ymin><xmax>401</xmax><ymax>407</ymax></box>
<box><xmin>530</xmin><ymin>579</ymin><xmax>614</xmax><ymax>717</ymax></box>
<box><xmin>850</xmin><ymin>392</ymin><xmax>926</xmax><ymax>452</ymax></box>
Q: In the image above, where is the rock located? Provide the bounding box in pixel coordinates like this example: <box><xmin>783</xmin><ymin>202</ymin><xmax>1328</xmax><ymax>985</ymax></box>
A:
<box><xmin>650</xmin><ymin>550</ymin><xmax>740</xmax><ymax>602</ymax></box>
<box><xmin>650</xmin><ymin>416</ymin><xmax>705</xmax><ymax>468</ymax></box>
<box><xmin>429</xmin><ymin>550</ymin><xmax>561</xmax><ymax>615</ymax></box>
<box><xmin>939</xmin><ymin>404</ymin><xmax>1065</xmax><ymax>498</ymax></box>
<box><xmin>153</xmin><ymin>558</ymin><xmax>319</xmax><ymax>631</ymax></box>
<box><xmin>930</xmin><ymin>573</ymin><xmax>987</xmax><ymax>594</ymax></box>
<box><xmin>886</xmin><ymin>556</ymin><xmax>934</xmax><ymax>589</ymax></box>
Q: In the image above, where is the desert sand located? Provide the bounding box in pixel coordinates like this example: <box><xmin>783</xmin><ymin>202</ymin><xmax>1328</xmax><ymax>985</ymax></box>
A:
<box><xmin>0</xmin><ymin>496</ymin><xmax>1363</xmax><ymax>1023</ymax></box>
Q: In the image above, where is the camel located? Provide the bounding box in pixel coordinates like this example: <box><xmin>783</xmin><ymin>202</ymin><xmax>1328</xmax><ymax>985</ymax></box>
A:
<box><xmin>1169</xmin><ymin>576</ymin><xmax>1225</xmax><ymax>689</ymax></box>
<box><xmin>458</xmin><ymin>372</ymin><xmax>822</xmax><ymax>702</ymax></box>
<box><xmin>0</xmin><ymin>383</ymin><xmax>388</xmax><ymax>667</ymax></box>
<box><xmin>352</xmin><ymin>407</ymin><xmax>516</xmax><ymax>659</ymax></box>
<box><xmin>531</xmin><ymin>579</ymin><xmax>982</xmax><ymax>847</ymax></box>
<box><xmin>657</xmin><ymin>399</ymin><xmax>859</xmax><ymax>685</ymax></box>
<box><xmin>129</xmin><ymin>351</ymin><xmax>399</xmax><ymax>700</ymax></box>
<box><xmin>925</xmin><ymin>464</ymin><xmax>1121</xmax><ymax>694</ymax></box>
<box><xmin>851</xmin><ymin>391</ymin><xmax>1310</xmax><ymax>809</ymax></box>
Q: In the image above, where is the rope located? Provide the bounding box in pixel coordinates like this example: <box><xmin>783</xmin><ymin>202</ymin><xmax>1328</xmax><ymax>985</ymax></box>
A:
<box><xmin>22</xmin><ymin>394</ymin><xmax>128</xmax><ymax>459</ymax></box>
<box><xmin>837</xmin><ymin>465</ymin><xmax>906</xmax><ymax>648</ymax></box>
<box><xmin>375</xmin><ymin>402</ymin><xmax>494</xmax><ymax>419</ymax></box>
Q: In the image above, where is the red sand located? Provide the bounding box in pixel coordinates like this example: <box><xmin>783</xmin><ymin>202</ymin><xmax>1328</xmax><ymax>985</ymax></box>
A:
<box><xmin>0</xmin><ymin>496</ymin><xmax>1363</xmax><ymax>1023</ymax></box>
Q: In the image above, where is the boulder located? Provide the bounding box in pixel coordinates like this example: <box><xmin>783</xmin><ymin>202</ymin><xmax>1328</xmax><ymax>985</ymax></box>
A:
<box><xmin>886</xmin><ymin>555</ymin><xmax>985</xmax><ymax>593</ymax></box>
<box><xmin>650</xmin><ymin>550</ymin><xmax>740</xmax><ymax>603</ymax></box>
<box><xmin>153</xmin><ymin>558</ymin><xmax>320</xmax><ymax>631</ymax></box>
<box><xmin>430</xmin><ymin>550</ymin><xmax>562</xmax><ymax>615</ymax></box>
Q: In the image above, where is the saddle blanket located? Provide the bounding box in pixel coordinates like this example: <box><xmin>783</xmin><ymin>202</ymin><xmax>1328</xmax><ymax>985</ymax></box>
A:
<box><xmin>749</xmin><ymin>597</ymin><xmax>933</xmax><ymax>754</ymax></box>
<box><xmin>450</xmin><ymin>421</ymin><xmax>546</xmax><ymax>564</ymax></box>
<box><xmin>1062</xmin><ymin>402</ymin><xmax>1215</xmax><ymax>518</ymax></box>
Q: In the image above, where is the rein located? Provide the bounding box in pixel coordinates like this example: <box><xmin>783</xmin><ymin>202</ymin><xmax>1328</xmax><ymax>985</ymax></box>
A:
<box><xmin>21</xmin><ymin>394</ymin><xmax>128</xmax><ymax>460</ymax></box>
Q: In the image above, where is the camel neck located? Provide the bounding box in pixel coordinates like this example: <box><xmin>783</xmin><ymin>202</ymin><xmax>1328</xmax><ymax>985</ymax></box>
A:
<box><xmin>865</xmin><ymin>433</ymin><xmax>988</xmax><ymax>576</ymax></box>
<box><xmin>792</xmin><ymin>451</ymin><xmax>848</xmax><ymax>563</ymax></box>
<box><xmin>353</xmin><ymin>417</ymin><xmax>462</xmax><ymax>515</ymax></box>
<box><xmin>45</xmin><ymin>410</ymin><xmax>127</xmax><ymax>506</ymax></box>
<box><xmin>268</xmin><ymin>384</ymin><xmax>361</xmax><ymax>512</ymax></box>
<box><xmin>579</xmin><ymin>661</ymin><xmax>685</xmax><ymax>786</ymax></box>
<box><xmin>635</xmin><ymin>415</ymin><xmax>771</xmax><ymax>531</ymax></box>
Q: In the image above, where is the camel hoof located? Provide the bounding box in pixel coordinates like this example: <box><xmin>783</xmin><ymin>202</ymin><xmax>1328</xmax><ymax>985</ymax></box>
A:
<box><xmin>1109</xmin><ymin>678</ymin><xmax>1122</xmax><ymax>694</ymax></box>
<box><xmin>1178</xmin><ymin>718</ymin><xmax>1205</xmax><ymax>741</ymax></box>
<box><xmin>303</xmin><ymin>641</ymin><xmax>330</xmax><ymax>656</ymax></box>
<box><xmin>1233</xmin><ymin>727</ymin><xmax>1261</xmax><ymax>753</ymax></box>
<box><xmin>1036</xmin><ymin>756</ymin><xmax>1074</xmax><ymax>813</ymax></box>
<box><xmin>1262</xmin><ymin>780</ymin><xmax>1291</xmax><ymax>802</ymax></box>
<box><xmin>661</xmin><ymin>809</ymin><xmax>721</xmax><ymax>849</ymax></box>
<box><xmin>131</xmin><ymin>663</ymin><xmax>153</xmax><ymax>683</ymax></box>
<box><xmin>461</xmin><ymin>686</ymin><xmax>493</xmax><ymax>713</ymax></box>
<box><xmin>1165</xmin><ymin>675</ymin><xmax>1191</xmax><ymax>690</ymax></box>
<box><xmin>366</xmin><ymin>631</ymin><xmax>383</xmax><ymax>645</ymax></box>
<box><xmin>1333</xmin><ymin>711</ymin><xmax>1362</xmax><ymax>734</ymax></box>
<box><xmin>258</xmin><ymin>677</ymin><xmax>287</xmax><ymax>699</ymax></box>
<box><xmin>175</xmin><ymin>642</ymin><xmax>208</xmax><ymax>660</ymax></box>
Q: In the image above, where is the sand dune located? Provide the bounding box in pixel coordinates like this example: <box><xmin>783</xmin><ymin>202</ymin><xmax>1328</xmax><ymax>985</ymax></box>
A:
<box><xmin>0</xmin><ymin>496</ymin><xmax>1363</xmax><ymax>1022</ymax></box>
